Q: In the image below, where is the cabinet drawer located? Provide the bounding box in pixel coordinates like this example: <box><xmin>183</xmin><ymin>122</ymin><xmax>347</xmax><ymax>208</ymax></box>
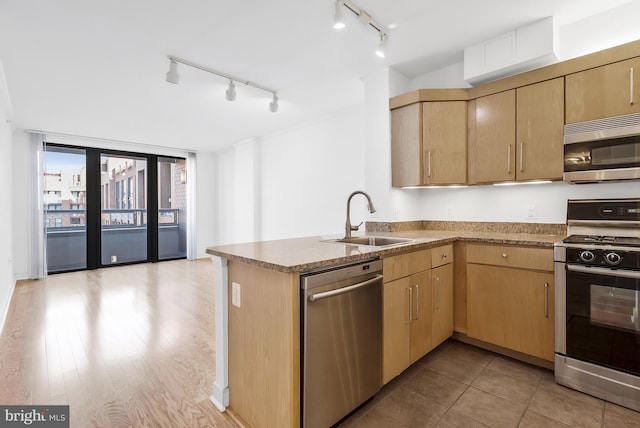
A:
<box><xmin>383</xmin><ymin>249</ymin><xmax>431</xmax><ymax>282</ymax></box>
<box><xmin>466</xmin><ymin>244</ymin><xmax>553</xmax><ymax>272</ymax></box>
<box><xmin>431</xmin><ymin>244</ymin><xmax>453</xmax><ymax>268</ymax></box>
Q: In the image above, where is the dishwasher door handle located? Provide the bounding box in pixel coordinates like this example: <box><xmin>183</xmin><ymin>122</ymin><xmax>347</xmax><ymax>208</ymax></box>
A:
<box><xmin>308</xmin><ymin>274</ymin><xmax>383</xmax><ymax>302</ymax></box>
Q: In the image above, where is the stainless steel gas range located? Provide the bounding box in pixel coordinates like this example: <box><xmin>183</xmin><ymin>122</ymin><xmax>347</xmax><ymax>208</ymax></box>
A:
<box><xmin>554</xmin><ymin>198</ymin><xmax>640</xmax><ymax>411</ymax></box>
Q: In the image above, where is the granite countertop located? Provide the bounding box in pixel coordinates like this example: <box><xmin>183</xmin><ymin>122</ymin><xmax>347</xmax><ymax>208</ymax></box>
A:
<box><xmin>205</xmin><ymin>221</ymin><xmax>566</xmax><ymax>274</ymax></box>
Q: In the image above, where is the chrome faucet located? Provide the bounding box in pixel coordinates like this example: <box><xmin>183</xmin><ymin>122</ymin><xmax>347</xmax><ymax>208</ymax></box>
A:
<box><xmin>345</xmin><ymin>190</ymin><xmax>376</xmax><ymax>239</ymax></box>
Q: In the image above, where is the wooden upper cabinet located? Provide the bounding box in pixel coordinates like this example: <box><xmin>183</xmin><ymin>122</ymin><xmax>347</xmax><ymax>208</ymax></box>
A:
<box><xmin>391</xmin><ymin>100</ymin><xmax>467</xmax><ymax>187</ymax></box>
<box><xmin>470</xmin><ymin>79</ymin><xmax>564</xmax><ymax>184</ymax></box>
<box><xmin>423</xmin><ymin>101</ymin><xmax>467</xmax><ymax>185</ymax></box>
<box><xmin>516</xmin><ymin>77</ymin><xmax>564</xmax><ymax>181</ymax></box>
<box><xmin>391</xmin><ymin>103</ymin><xmax>423</xmax><ymax>187</ymax></box>
<box><xmin>566</xmin><ymin>57</ymin><xmax>640</xmax><ymax>123</ymax></box>
<box><xmin>471</xmin><ymin>90</ymin><xmax>516</xmax><ymax>184</ymax></box>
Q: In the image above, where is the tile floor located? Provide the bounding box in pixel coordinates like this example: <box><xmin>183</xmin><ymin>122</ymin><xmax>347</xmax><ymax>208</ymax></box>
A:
<box><xmin>339</xmin><ymin>340</ymin><xmax>640</xmax><ymax>428</ymax></box>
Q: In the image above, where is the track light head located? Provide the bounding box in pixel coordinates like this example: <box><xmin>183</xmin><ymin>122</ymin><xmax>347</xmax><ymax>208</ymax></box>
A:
<box><xmin>166</xmin><ymin>58</ymin><xmax>180</xmax><ymax>84</ymax></box>
<box><xmin>225</xmin><ymin>80</ymin><xmax>237</xmax><ymax>101</ymax></box>
<box><xmin>375</xmin><ymin>33</ymin><xmax>388</xmax><ymax>58</ymax></box>
<box><xmin>165</xmin><ymin>55</ymin><xmax>279</xmax><ymax>111</ymax></box>
<box><xmin>269</xmin><ymin>93</ymin><xmax>279</xmax><ymax>113</ymax></box>
<box><xmin>333</xmin><ymin>1</ymin><xmax>346</xmax><ymax>29</ymax></box>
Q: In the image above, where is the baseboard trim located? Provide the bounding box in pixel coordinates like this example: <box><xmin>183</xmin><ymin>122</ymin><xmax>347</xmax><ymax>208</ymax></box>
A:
<box><xmin>0</xmin><ymin>278</ymin><xmax>16</xmax><ymax>335</ymax></box>
<box><xmin>452</xmin><ymin>332</ymin><xmax>554</xmax><ymax>371</ymax></box>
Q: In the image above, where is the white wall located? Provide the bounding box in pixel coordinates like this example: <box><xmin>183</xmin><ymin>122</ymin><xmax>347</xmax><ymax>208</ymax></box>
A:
<box><xmin>558</xmin><ymin>1</ymin><xmax>640</xmax><ymax>61</ymax></box>
<box><xmin>260</xmin><ymin>106</ymin><xmax>367</xmax><ymax>240</ymax></box>
<box><xmin>215</xmin><ymin>106</ymin><xmax>367</xmax><ymax>244</ymax></box>
<box><xmin>11</xmin><ymin>131</ymin><xmax>30</xmax><ymax>279</ymax></box>
<box><xmin>403</xmin><ymin>1</ymin><xmax>640</xmax><ymax>92</ymax></box>
<box><xmin>378</xmin><ymin>2</ymin><xmax>640</xmax><ymax>225</ymax></box>
<box><xmin>407</xmin><ymin>181</ymin><xmax>638</xmax><ymax>223</ymax></box>
<box><xmin>194</xmin><ymin>151</ymin><xmax>217</xmax><ymax>257</ymax></box>
<box><xmin>0</xmin><ymin>59</ymin><xmax>14</xmax><ymax>331</ymax></box>
<box><xmin>216</xmin><ymin>147</ymin><xmax>236</xmax><ymax>245</ymax></box>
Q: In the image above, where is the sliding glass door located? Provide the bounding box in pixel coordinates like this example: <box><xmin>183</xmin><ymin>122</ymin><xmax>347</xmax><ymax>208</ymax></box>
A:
<box><xmin>44</xmin><ymin>146</ymin><xmax>87</xmax><ymax>273</ymax></box>
<box><xmin>44</xmin><ymin>144</ymin><xmax>187</xmax><ymax>273</ymax></box>
<box><xmin>100</xmin><ymin>154</ymin><xmax>148</xmax><ymax>265</ymax></box>
<box><xmin>158</xmin><ymin>157</ymin><xmax>187</xmax><ymax>260</ymax></box>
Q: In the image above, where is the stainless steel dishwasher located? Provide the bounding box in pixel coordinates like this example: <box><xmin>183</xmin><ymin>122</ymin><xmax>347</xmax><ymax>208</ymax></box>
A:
<box><xmin>301</xmin><ymin>258</ymin><xmax>383</xmax><ymax>428</ymax></box>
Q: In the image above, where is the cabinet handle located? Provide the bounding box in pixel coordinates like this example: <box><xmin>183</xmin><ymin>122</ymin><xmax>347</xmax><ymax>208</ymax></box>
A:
<box><xmin>519</xmin><ymin>142</ymin><xmax>524</xmax><ymax>173</ymax></box>
<box><xmin>407</xmin><ymin>286</ymin><xmax>413</xmax><ymax>324</ymax></box>
<box><xmin>544</xmin><ymin>282</ymin><xmax>549</xmax><ymax>318</ymax></box>
<box><xmin>442</xmin><ymin>253</ymin><xmax>447</xmax><ymax>259</ymax></box>
<box><xmin>427</xmin><ymin>150</ymin><xmax>432</xmax><ymax>178</ymax></box>
<box><xmin>507</xmin><ymin>144</ymin><xmax>511</xmax><ymax>174</ymax></box>
<box><xmin>631</xmin><ymin>67</ymin><xmax>635</xmax><ymax>105</ymax></box>
<box><xmin>502</xmin><ymin>253</ymin><xmax>508</xmax><ymax>258</ymax></box>
<box><xmin>414</xmin><ymin>284</ymin><xmax>420</xmax><ymax>320</ymax></box>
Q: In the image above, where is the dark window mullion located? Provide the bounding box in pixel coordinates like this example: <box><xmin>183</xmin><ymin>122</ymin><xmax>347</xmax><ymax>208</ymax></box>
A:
<box><xmin>86</xmin><ymin>149</ymin><xmax>102</xmax><ymax>269</ymax></box>
<box><xmin>147</xmin><ymin>155</ymin><xmax>159</xmax><ymax>262</ymax></box>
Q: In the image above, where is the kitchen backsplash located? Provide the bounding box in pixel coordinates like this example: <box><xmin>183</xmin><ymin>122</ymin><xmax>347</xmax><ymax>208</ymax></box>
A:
<box><xmin>366</xmin><ymin>220</ymin><xmax>566</xmax><ymax>236</ymax></box>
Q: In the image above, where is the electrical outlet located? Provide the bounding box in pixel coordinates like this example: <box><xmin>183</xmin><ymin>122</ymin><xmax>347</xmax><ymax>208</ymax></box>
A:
<box><xmin>526</xmin><ymin>205</ymin><xmax>537</xmax><ymax>220</ymax></box>
<box><xmin>232</xmin><ymin>282</ymin><xmax>241</xmax><ymax>308</ymax></box>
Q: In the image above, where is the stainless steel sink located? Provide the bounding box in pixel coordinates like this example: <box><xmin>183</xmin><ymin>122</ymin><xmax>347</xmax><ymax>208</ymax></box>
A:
<box><xmin>329</xmin><ymin>236</ymin><xmax>414</xmax><ymax>247</ymax></box>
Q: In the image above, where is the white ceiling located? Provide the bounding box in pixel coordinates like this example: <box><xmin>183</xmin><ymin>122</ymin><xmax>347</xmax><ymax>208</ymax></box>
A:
<box><xmin>0</xmin><ymin>0</ymin><xmax>631</xmax><ymax>152</ymax></box>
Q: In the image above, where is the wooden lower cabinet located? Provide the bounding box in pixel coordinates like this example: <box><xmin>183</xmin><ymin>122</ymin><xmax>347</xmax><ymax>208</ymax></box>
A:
<box><xmin>382</xmin><ymin>246</ymin><xmax>454</xmax><ymax>384</ymax></box>
<box><xmin>466</xmin><ymin>262</ymin><xmax>555</xmax><ymax>361</ymax></box>
<box><xmin>383</xmin><ymin>271</ymin><xmax>432</xmax><ymax>384</ymax></box>
<box><xmin>382</xmin><ymin>276</ymin><xmax>411</xmax><ymax>383</ymax></box>
<box><xmin>432</xmin><ymin>263</ymin><xmax>454</xmax><ymax>348</ymax></box>
<box><xmin>409</xmin><ymin>271</ymin><xmax>433</xmax><ymax>364</ymax></box>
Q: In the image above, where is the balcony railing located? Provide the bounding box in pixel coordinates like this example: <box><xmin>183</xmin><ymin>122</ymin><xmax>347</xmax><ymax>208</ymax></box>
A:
<box><xmin>45</xmin><ymin>208</ymin><xmax>181</xmax><ymax>228</ymax></box>
<box><xmin>45</xmin><ymin>208</ymin><xmax>185</xmax><ymax>272</ymax></box>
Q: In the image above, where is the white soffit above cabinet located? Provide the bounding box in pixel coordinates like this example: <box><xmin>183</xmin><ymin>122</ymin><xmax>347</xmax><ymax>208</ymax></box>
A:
<box><xmin>464</xmin><ymin>17</ymin><xmax>558</xmax><ymax>85</ymax></box>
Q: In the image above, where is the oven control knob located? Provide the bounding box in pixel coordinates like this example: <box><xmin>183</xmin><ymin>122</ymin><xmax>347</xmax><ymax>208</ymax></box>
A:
<box><xmin>605</xmin><ymin>252</ymin><xmax>622</xmax><ymax>266</ymax></box>
<box><xmin>579</xmin><ymin>251</ymin><xmax>595</xmax><ymax>263</ymax></box>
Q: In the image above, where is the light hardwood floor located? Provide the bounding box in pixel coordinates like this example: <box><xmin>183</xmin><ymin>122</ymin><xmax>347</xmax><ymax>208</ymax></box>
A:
<box><xmin>4</xmin><ymin>259</ymin><xmax>640</xmax><ymax>428</ymax></box>
<box><xmin>0</xmin><ymin>259</ymin><xmax>241</xmax><ymax>427</ymax></box>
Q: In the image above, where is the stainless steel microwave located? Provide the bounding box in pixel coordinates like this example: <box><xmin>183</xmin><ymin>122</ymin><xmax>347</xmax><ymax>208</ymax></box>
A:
<box><xmin>564</xmin><ymin>113</ymin><xmax>640</xmax><ymax>183</ymax></box>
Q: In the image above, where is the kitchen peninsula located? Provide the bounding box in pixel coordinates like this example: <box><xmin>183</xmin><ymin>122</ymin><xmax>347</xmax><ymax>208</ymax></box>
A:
<box><xmin>206</xmin><ymin>221</ymin><xmax>564</xmax><ymax>428</ymax></box>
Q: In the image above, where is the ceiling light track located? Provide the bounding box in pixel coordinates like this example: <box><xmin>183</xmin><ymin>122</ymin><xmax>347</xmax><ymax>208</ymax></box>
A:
<box><xmin>165</xmin><ymin>55</ymin><xmax>279</xmax><ymax>112</ymax></box>
<box><xmin>333</xmin><ymin>0</ymin><xmax>389</xmax><ymax>57</ymax></box>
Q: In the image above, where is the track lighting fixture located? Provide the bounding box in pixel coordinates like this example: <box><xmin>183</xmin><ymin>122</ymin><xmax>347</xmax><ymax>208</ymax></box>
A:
<box><xmin>166</xmin><ymin>58</ymin><xmax>180</xmax><ymax>84</ymax></box>
<box><xmin>269</xmin><ymin>93</ymin><xmax>279</xmax><ymax>113</ymax></box>
<box><xmin>375</xmin><ymin>33</ymin><xmax>388</xmax><ymax>58</ymax></box>
<box><xmin>333</xmin><ymin>0</ymin><xmax>346</xmax><ymax>29</ymax></box>
<box><xmin>332</xmin><ymin>0</ymin><xmax>389</xmax><ymax>58</ymax></box>
<box><xmin>165</xmin><ymin>55</ymin><xmax>279</xmax><ymax>112</ymax></box>
<box><xmin>225</xmin><ymin>80</ymin><xmax>236</xmax><ymax>101</ymax></box>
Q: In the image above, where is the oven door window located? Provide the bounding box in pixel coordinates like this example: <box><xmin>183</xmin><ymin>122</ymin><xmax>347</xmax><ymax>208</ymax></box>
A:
<box><xmin>590</xmin><ymin>284</ymin><xmax>639</xmax><ymax>332</ymax></box>
<box><xmin>566</xmin><ymin>268</ymin><xmax>640</xmax><ymax>376</ymax></box>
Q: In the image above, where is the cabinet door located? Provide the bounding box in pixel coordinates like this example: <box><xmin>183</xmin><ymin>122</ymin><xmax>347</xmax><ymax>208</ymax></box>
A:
<box><xmin>382</xmin><ymin>277</ymin><xmax>411</xmax><ymax>384</ymax></box>
<box><xmin>391</xmin><ymin>103</ymin><xmax>423</xmax><ymax>187</ymax></box>
<box><xmin>516</xmin><ymin>78</ymin><xmax>564</xmax><ymax>181</ymax></box>
<box><xmin>409</xmin><ymin>271</ymin><xmax>432</xmax><ymax>364</ymax></box>
<box><xmin>566</xmin><ymin>57</ymin><xmax>640</xmax><ymax>123</ymax></box>
<box><xmin>423</xmin><ymin>101</ymin><xmax>467</xmax><ymax>185</ymax></box>
<box><xmin>432</xmin><ymin>263</ymin><xmax>454</xmax><ymax>348</ymax></box>
<box><xmin>473</xmin><ymin>90</ymin><xmax>516</xmax><ymax>183</ymax></box>
<box><xmin>467</xmin><ymin>264</ymin><xmax>554</xmax><ymax>361</ymax></box>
